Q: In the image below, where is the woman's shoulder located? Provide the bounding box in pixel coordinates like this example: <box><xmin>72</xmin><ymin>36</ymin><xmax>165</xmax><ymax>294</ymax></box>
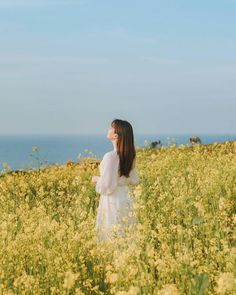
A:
<box><xmin>103</xmin><ymin>150</ymin><xmax>118</xmax><ymax>160</ymax></box>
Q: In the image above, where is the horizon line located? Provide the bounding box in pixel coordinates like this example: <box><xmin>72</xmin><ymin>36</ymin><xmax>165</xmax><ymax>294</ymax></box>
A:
<box><xmin>0</xmin><ymin>133</ymin><xmax>236</xmax><ymax>136</ymax></box>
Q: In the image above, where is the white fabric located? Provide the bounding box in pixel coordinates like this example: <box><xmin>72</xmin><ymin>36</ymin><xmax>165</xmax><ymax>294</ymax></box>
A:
<box><xmin>95</xmin><ymin>150</ymin><xmax>140</xmax><ymax>243</ymax></box>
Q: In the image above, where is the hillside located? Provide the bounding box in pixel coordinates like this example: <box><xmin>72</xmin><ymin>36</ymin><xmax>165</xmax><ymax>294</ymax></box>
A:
<box><xmin>0</xmin><ymin>141</ymin><xmax>235</xmax><ymax>294</ymax></box>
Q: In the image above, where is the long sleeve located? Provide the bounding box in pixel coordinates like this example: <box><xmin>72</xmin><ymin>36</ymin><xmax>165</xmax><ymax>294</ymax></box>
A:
<box><xmin>95</xmin><ymin>152</ymin><xmax>119</xmax><ymax>195</ymax></box>
<box><xmin>128</xmin><ymin>162</ymin><xmax>140</xmax><ymax>185</ymax></box>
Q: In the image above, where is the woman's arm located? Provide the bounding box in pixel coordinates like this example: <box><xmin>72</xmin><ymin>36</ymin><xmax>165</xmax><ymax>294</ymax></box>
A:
<box><xmin>129</xmin><ymin>163</ymin><xmax>140</xmax><ymax>185</ymax></box>
<box><xmin>95</xmin><ymin>152</ymin><xmax>119</xmax><ymax>195</ymax></box>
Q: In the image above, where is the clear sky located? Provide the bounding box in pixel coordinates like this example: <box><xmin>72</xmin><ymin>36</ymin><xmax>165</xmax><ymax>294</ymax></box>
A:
<box><xmin>0</xmin><ymin>0</ymin><xmax>235</xmax><ymax>135</ymax></box>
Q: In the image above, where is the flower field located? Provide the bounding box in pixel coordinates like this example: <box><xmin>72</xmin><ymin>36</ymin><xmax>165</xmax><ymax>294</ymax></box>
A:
<box><xmin>0</xmin><ymin>141</ymin><xmax>236</xmax><ymax>294</ymax></box>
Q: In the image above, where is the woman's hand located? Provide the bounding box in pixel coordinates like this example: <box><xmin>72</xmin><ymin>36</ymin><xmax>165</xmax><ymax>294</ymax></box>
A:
<box><xmin>91</xmin><ymin>175</ymin><xmax>99</xmax><ymax>185</ymax></box>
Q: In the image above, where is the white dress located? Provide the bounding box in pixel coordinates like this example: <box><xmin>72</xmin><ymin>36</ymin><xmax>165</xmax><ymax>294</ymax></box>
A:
<box><xmin>95</xmin><ymin>149</ymin><xmax>140</xmax><ymax>243</ymax></box>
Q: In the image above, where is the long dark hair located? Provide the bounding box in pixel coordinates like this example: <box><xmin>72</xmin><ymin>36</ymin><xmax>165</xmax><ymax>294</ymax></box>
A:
<box><xmin>111</xmin><ymin>119</ymin><xmax>136</xmax><ymax>178</ymax></box>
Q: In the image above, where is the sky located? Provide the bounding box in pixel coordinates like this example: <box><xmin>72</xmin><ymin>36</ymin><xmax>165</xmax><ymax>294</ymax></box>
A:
<box><xmin>0</xmin><ymin>0</ymin><xmax>235</xmax><ymax>135</ymax></box>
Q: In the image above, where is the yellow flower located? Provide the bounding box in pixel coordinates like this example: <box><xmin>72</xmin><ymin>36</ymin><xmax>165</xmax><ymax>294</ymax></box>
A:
<box><xmin>158</xmin><ymin>284</ymin><xmax>179</xmax><ymax>295</ymax></box>
<box><xmin>115</xmin><ymin>288</ymin><xmax>139</xmax><ymax>295</ymax></box>
<box><xmin>32</xmin><ymin>146</ymin><xmax>38</xmax><ymax>152</ymax></box>
<box><xmin>215</xmin><ymin>272</ymin><xmax>236</xmax><ymax>294</ymax></box>
<box><xmin>108</xmin><ymin>272</ymin><xmax>118</xmax><ymax>283</ymax></box>
<box><xmin>63</xmin><ymin>271</ymin><xmax>79</xmax><ymax>290</ymax></box>
<box><xmin>128</xmin><ymin>286</ymin><xmax>140</xmax><ymax>295</ymax></box>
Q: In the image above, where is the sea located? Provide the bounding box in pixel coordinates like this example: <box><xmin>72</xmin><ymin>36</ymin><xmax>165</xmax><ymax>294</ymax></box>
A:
<box><xmin>0</xmin><ymin>133</ymin><xmax>235</xmax><ymax>172</ymax></box>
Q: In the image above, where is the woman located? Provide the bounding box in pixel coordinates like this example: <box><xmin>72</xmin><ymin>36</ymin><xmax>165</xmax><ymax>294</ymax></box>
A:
<box><xmin>91</xmin><ymin>119</ymin><xmax>140</xmax><ymax>244</ymax></box>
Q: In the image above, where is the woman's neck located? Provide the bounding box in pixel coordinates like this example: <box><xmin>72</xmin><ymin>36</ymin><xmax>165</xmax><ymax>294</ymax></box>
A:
<box><xmin>112</xmin><ymin>140</ymin><xmax>117</xmax><ymax>151</ymax></box>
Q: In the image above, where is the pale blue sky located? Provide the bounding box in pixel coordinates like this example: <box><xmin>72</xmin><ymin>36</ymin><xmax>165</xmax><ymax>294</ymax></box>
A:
<box><xmin>0</xmin><ymin>0</ymin><xmax>235</xmax><ymax>135</ymax></box>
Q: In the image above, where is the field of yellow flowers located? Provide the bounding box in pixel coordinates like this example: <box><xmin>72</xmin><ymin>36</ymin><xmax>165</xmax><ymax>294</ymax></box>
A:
<box><xmin>0</xmin><ymin>141</ymin><xmax>236</xmax><ymax>295</ymax></box>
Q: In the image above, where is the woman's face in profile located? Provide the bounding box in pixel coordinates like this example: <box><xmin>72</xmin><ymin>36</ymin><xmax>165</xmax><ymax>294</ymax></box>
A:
<box><xmin>107</xmin><ymin>126</ymin><xmax>117</xmax><ymax>141</ymax></box>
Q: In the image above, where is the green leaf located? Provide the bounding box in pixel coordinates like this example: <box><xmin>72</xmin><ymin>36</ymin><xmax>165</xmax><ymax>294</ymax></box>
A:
<box><xmin>192</xmin><ymin>216</ymin><xmax>204</xmax><ymax>225</ymax></box>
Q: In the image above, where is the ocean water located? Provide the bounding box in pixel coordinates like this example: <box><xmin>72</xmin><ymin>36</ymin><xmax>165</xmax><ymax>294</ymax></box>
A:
<box><xmin>0</xmin><ymin>133</ymin><xmax>235</xmax><ymax>172</ymax></box>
